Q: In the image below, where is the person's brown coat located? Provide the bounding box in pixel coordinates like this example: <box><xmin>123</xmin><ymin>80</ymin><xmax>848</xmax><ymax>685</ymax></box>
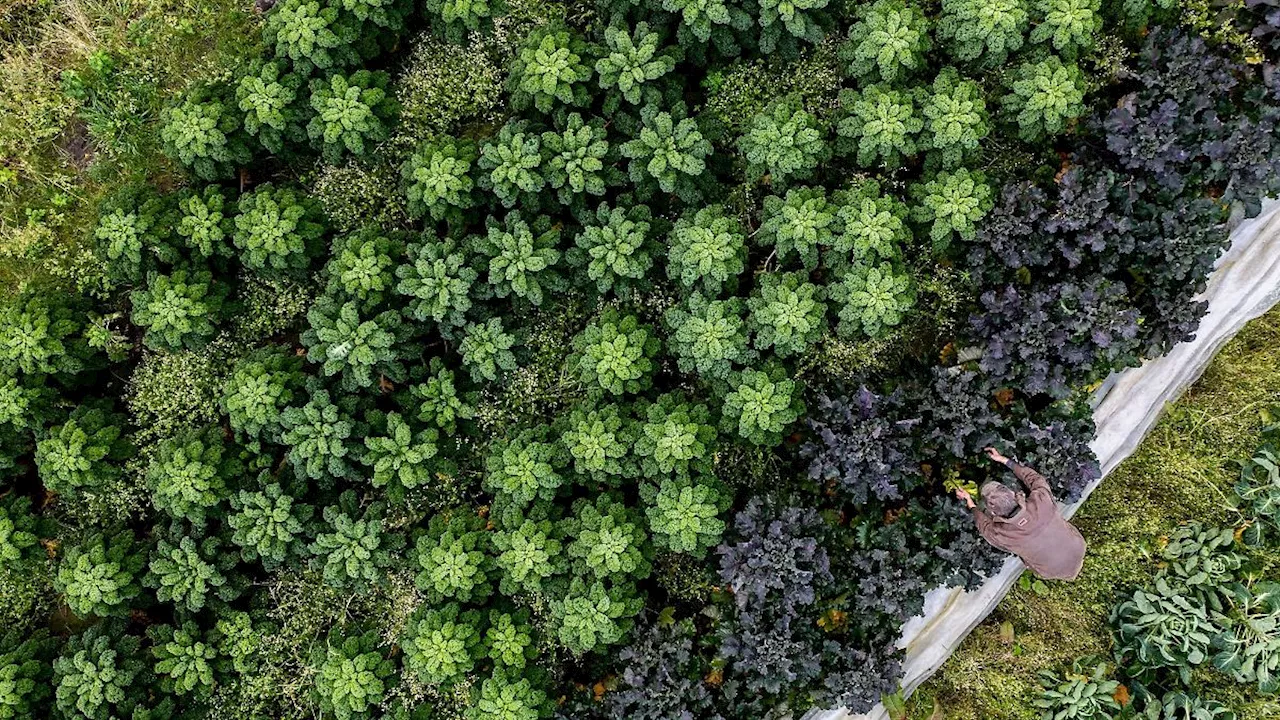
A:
<box><xmin>971</xmin><ymin>461</ymin><xmax>1086</xmax><ymax>581</ymax></box>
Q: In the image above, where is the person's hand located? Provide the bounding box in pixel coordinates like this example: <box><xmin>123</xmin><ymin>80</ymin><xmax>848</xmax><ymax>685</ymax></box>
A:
<box><xmin>954</xmin><ymin>487</ymin><xmax>975</xmax><ymax>508</ymax></box>
<box><xmin>985</xmin><ymin>447</ymin><xmax>1009</xmax><ymax>465</ymax></box>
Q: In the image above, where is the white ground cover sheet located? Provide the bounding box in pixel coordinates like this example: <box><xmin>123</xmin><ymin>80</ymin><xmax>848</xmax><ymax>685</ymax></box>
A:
<box><xmin>807</xmin><ymin>200</ymin><xmax>1280</xmax><ymax>720</ymax></box>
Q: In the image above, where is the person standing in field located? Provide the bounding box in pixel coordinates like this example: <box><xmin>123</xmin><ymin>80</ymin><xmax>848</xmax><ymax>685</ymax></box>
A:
<box><xmin>953</xmin><ymin>447</ymin><xmax>1087</xmax><ymax>581</ymax></box>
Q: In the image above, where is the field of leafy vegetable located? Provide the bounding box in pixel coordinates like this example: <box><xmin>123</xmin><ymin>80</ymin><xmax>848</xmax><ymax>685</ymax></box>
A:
<box><xmin>2</xmin><ymin>0</ymin><xmax>1280</xmax><ymax>718</ymax></box>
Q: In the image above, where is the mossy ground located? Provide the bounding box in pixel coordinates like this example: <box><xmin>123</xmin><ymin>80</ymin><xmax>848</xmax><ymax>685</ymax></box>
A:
<box><xmin>908</xmin><ymin>306</ymin><xmax>1280</xmax><ymax>720</ymax></box>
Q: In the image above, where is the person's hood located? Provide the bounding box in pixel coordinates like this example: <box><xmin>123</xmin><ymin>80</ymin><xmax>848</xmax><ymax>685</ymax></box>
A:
<box><xmin>980</xmin><ymin>481</ymin><xmax>1030</xmax><ymax>526</ymax></box>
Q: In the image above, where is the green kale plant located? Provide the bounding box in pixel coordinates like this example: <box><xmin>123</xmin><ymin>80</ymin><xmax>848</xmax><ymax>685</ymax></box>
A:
<box><xmin>595</xmin><ymin>22</ymin><xmax>681</xmax><ymax>107</ymax></box>
<box><xmin>910</xmin><ymin>167</ymin><xmax>994</xmax><ymax>251</ymax></box>
<box><xmin>403</xmin><ymin>136</ymin><xmax>478</xmax><ymax>221</ymax></box>
<box><xmin>0</xmin><ymin>497</ymin><xmax>42</xmax><ymax>570</ymax></box>
<box><xmin>466</xmin><ymin>667</ymin><xmax>551</xmax><ymax>720</ymax></box>
<box><xmin>93</xmin><ymin>194</ymin><xmax>168</xmax><ymax>283</ymax></box>
<box><xmin>757</xmin><ymin>0</ymin><xmax>830</xmax><ymax>55</ymax></box>
<box><xmin>149</xmin><ymin>622</ymin><xmax>217</xmax><ymax>697</ymax></box>
<box><xmin>459</xmin><ymin>318</ymin><xmax>518</xmax><ymax>383</ymax></box>
<box><xmin>840</xmin><ymin>0</ymin><xmax>931</xmax><ymax>83</ymax></box>
<box><xmin>0</xmin><ymin>629</ymin><xmax>54</xmax><ymax>719</ymax></box>
<box><xmin>36</xmin><ymin>405</ymin><xmax>130</xmax><ymax>497</ymax></box>
<box><xmin>484</xmin><ymin>431</ymin><xmax>566</xmax><ymax>506</ymax></box>
<box><xmin>551</xmin><ymin>577</ymin><xmax>643</xmax><ymax>655</ymax></box>
<box><xmin>361</xmin><ymin>412</ymin><xmax>439</xmax><ymax>497</ymax></box>
<box><xmin>424</xmin><ymin>0</ymin><xmax>506</xmax><ymax>40</ymax></box>
<box><xmin>232</xmin><ymin>183</ymin><xmax>327</xmax><ymax>274</ymax></box>
<box><xmin>478</xmin><ymin>120</ymin><xmax>546</xmax><ymax>209</ymax></box>
<box><xmin>147</xmin><ymin>535</ymin><xmax>238</xmax><ymax>613</ymax></box>
<box><xmin>920</xmin><ymin>68</ymin><xmax>991</xmax><ymax>168</ymax></box>
<box><xmin>53</xmin><ymin>623</ymin><xmax>157</xmax><ymax>720</ymax></box>
<box><xmin>507</xmin><ymin>26</ymin><xmax>594</xmax><ymax>113</ymax></box>
<box><xmin>227</xmin><ymin>481</ymin><xmax>315</xmax><ymax>570</ymax></box>
<box><xmin>837</xmin><ymin>84</ymin><xmax>922</xmax><ymax>168</ymax></box>
<box><xmin>413</xmin><ymin>513</ymin><xmax>494</xmax><ymax>603</ymax></box>
<box><xmin>160</xmin><ymin>92</ymin><xmax>252</xmax><ymax>181</ymax></box>
<box><xmin>663</xmin><ymin>293</ymin><xmax>752</xmax><ymax>381</ymax></box>
<box><xmin>1001</xmin><ymin>57</ymin><xmax>1087</xmax><ymax>142</ymax></box>
<box><xmin>0</xmin><ymin>296</ymin><xmax>85</xmax><ymax>378</ymax></box>
<box><xmin>830</xmin><ymin>262</ymin><xmax>917</xmax><ymax>338</ymax></box>
<box><xmin>473</xmin><ymin>214</ymin><xmax>563</xmax><ymax>307</ymax></box>
<box><xmin>263</xmin><ymin>0</ymin><xmax>362</xmax><ymax>75</ymax></box>
<box><xmin>620</xmin><ymin>103</ymin><xmax>712</xmax><ymax>200</ymax></box>
<box><xmin>311</xmin><ymin>630</ymin><xmax>395</xmax><ymax>720</ymax></box>
<box><xmin>571</xmin><ymin>309</ymin><xmax>661</xmax><ymax>396</ymax></box>
<box><xmin>222</xmin><ymin>346</ymin><xmax>304</xmax><ymax>443</ymax></box>
<box><xmin>301</xmin><ymin>297</ymin><xmax>405</xmax><ymax>390</ymax></box>
<box><xmin>174</xmin><ymin>186</ymin><xmax>235</xmax><ymax>259</ymax></box>
<box><xmin>633</xmin><ymin>394</ymin><xmax>717</xmax><ymax>479</ymax></box>
<box><xmin>541</xmin><ymin>113</ymin><xmax>611</xmax><ymax>205</ymax></box>
<box><xmin>667</xmin><ymin>204</ymin><xmax>747</xmax><ymax>295</ymax></box>
<box><xmin>660</xmin><ymin>0</ymin><xmax>753</xmax><ymax>52</ymax></box>
<box><xmin>129</xmin><ymin>269</ymin><xmax>227</xmax><ymax>351</ymax></box>
<box><xmin>738</xmin><ymin>96</ymin><xmax>828</xmax><ymax>183</ymax></box>
<box><xmin>747</xmin><ymin>271</ymin><xmax>827</xmax><ymax>358</ymax></box>
<box><xmin>145</xmin><ymin>426</ymin><xmax>241</xmax><ymax>523</ymax></box>
<box><xmin>54</xmin><ymin>531</ymin><xmax>145</xmax><ymax>618</ymax></box>
<box><xmin>492</xmin><ymin>516</ymin><xmax>564</xmax><ymax>595</ymax></box>
<box><xmin>568</xmin><ymin>202</ymin><xmax>657</xmax><ymax>295</ymax></box>
<box><xmin>323</xmin><ymin>228</ymin><xmax>399</xmax><ymax>308</ymax></box>
<box><xmin>237</xmin><ymin>60</ymin><xmax>306</xmax><ymax>155</ymax></box>
<box><xmin>309</xmin><ymin>492</ymin><xmax>402</xmax><ymax>592</ymax></box>
<box><xmin>1030</xmin><ymin>0</ymin><xmax>1100</xmax><ymax>58</ymax></box>
<box><xmin>409</xmin><ymin>361</ymin><xmax>476</xmax><ymax>434</ymax></box>
<box><xmin>561</xmin><ymin>495</ymin><xmax>650</xmax><ymax>581</ymax></box>
<box><xmin>832</xmin><ymin>181</ymin><xmax>911</xmax><ymax>262</ymax></box>
<box><xmin>758</xmin><ymin>187</ymin><xmax>838</xmax><ymax>270</ymax></box>
<box><xmin>396</xmin><ymin>238</ymin><xmax>477</xmax><ymax>329</ymax></box>
<box><xmin>485</xmin><ymin>611</ymin><xmax>537</xmax><ymax>669</ymax></box>
<box><xmin>641</xmin><ymin>475</ymin><xmax>729</xmax><ymax>556</ymax></box>
<box><xmin>720</xmin><ymin>367</ymin><xmax>804</xmax><ymax>446</ymax></box>
<box><xmin>937</xmin><ymin>0</ymin><xmax>1029</xmax><ymax>66</ymax></box>
<box><xmin>307</xmin><ymin>70</ymin><xmax>398</xmax><ymax>162</ymax></box>
<box><xmin>402</xmin><ymin>603</ymin><xmax>483</xmax><ymax>685</ymax></box>
<box><xmin>560</xmin><ymin>405</ymin><xmax>635</xmax><ymax>482</ymax></box>
<box><xmin>281</xmin><ymin>388</ymin><xmax>362</xmax><ymax>482</ymax></box>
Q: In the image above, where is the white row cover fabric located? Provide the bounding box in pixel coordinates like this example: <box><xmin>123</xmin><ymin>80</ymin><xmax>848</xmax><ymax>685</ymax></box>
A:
<box><xmin>807</xmin><ymin>199</ymin><xmax>1280</xmax><ymax>720</ymax></box>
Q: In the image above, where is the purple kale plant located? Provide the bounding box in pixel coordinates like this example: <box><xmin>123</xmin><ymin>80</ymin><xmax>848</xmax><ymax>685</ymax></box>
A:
<box><xmin>801</xmin><ymin>388</ymin><xmax>922</xmax><ymax>506</ymax></box>
<box><xmin>971</xmin><ymin>275</ymin><xmax>1142</xmax><ymax>399</ymax></box>
<box><xmin>717</xmin><ymin>499</ymin><xmax>833</xmax><ymax>617</ymax></box>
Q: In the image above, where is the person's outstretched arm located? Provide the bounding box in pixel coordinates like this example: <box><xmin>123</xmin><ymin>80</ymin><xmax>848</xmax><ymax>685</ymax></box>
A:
<box><xmin>986</xmin><ymin>447</ymin><xmax>1051</xmax><ymax>496</ymax></box>
<box><xmin>955</xmin><ymin>488</ymin><xmax>993</xmax><ymax>534</ymax></box>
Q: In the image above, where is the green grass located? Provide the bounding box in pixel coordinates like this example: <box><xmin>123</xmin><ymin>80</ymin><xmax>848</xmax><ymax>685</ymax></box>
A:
<box><xmin>0</xmin><ymin>0</ymin><xmax>258</xmax><ymax>296</ymax></box>
<box><xmin>908</xmin><ymin>306</ymin><xmax>1280</xmax><ymax>720</ymax></box>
